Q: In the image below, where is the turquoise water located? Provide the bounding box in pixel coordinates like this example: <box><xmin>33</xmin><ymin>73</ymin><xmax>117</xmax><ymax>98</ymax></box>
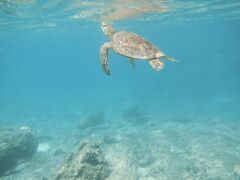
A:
<box><xmin>0</xmin><ymin>0</ymin><xmax>240</xmax><ymax>179</ymax></box>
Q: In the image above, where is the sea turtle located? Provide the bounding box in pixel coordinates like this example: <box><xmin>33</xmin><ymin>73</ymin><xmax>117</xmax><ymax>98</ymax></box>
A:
<box><xmin>100</xmin><ymin>22</ymin><xmax>176</xmax><ymax>75</ymax></box>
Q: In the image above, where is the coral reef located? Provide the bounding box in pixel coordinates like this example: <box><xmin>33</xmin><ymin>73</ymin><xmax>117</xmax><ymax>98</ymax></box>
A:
<box><xmin>122</xmin><ymin>106</ymin><xmax>147</xmax><ymax>125</ymax></box>
<box><xmin>54</xmin><ymin>142</ymin><xmax>111</xmax><ymax>180</ymax></box>
<box><xmin>0</xmin><ymin>126</ymin><xmax>38</xmax><ymax>176</ymax></box>
<box><xmin>78</xmin><ymin>112</ymin><xmax>105</xmax><ymax>130</ymax></box>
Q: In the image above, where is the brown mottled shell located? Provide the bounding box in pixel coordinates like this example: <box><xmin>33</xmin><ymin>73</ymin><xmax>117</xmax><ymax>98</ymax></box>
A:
<box><xmin>111</xmin><ymin>31</ymin><xmax>165</xmax><ymax>60</ymax></box>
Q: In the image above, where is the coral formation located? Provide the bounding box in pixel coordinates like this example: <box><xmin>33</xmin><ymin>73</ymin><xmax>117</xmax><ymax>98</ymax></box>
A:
<box><xmin>0</xmin><ymin>126</ymin><xmax>38</xmax><ymax>176</ymax></box>
<box><xmin>54</xmin><ymin>142</ymin><xmax>111</xmax><ymax>180</ymax></box>
<box><xmin>122</xmin><ymin>106</ymin><xmax>147</xmax><ymax>125</ymax></box>
<box><xmin>78</xmin><ymin>112</ymin><xmax>105</xmax><ymax>130</ymax></box>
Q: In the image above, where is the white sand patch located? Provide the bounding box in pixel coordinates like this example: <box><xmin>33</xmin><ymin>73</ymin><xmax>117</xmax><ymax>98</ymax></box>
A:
<box><xmin>37</xmin><ymin>143</ymin><xmax>50</xmax><ymax>153</ymax></box>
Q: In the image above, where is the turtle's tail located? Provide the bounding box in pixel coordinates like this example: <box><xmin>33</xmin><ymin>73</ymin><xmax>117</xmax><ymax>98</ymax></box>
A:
<box><xmin>163</xmin><ymin>56</ymin><xmax>178</xmax><ymax>62</ymax></box>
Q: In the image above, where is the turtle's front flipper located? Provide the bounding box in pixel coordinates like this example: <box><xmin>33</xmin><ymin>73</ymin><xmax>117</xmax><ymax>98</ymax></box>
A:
<box><xmin>149</xmin><ymin>59</ymin><xmax>164</xmax><ymax>71</ymax></box>
<box><xmin>100</xmin><ymin>42</ymin><xmax>112</xmax><ymax>75</ymax></box>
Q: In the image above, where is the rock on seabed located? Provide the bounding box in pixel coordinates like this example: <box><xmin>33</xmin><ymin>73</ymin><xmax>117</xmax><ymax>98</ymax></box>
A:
<box><xmin>55</xmin><ymin>142</ymin><xmax>111</xmax><ymax>180</ymax></box>
<box><xmin>0</xmin><ymin>126</ymin><xmax>38</xmax><ymax>176</ymax></box>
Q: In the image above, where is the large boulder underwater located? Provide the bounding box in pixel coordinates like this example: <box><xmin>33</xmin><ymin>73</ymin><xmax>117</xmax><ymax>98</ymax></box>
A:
<box><xmin>0</xmin><ymin>126</ymin><xmax>38</xmax><ymax>177</ymax></box>
<box><xmin>54</xmin><ymin>142</ymin><xmax>111</xmax><ymax>180</ymax></box>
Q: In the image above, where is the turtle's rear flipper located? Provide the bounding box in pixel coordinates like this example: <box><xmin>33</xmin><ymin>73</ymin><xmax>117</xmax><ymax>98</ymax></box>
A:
<box><xmin>149</xmin><ymin>59</ymin><xmax>164</xmax><ymax>71</ymax></box>
<box><xmin>128</xmin><ymin>58</ymin><xmax>136</xmax><ymax>69</ymax></box>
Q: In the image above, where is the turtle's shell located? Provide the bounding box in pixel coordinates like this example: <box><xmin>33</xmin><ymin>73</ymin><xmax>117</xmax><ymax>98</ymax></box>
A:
<box><xmin>111</xmin><ymin>31</ymin><xmax>165</xmax><ymax>60</ymax></box>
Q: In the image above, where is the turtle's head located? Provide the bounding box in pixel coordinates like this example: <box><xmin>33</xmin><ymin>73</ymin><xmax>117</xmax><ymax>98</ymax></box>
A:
<box><xmin>101</xmin><ymin>22</ymin><xmax>115</xmax><ymax>37</ymax></box>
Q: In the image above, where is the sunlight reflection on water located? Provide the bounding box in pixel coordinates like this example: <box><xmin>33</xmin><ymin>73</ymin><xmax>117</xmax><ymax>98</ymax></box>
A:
<box><xmin>0</xmin><ymin>0</ymin><xmax>240</xmax><ymax>36</ymax></box>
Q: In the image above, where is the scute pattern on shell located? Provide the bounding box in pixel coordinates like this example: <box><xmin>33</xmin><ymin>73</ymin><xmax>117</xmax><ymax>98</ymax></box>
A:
<box><xmin>111</xmin><ymin>31</ymin><xmax>162</xmax><ymax>59</ymax></box>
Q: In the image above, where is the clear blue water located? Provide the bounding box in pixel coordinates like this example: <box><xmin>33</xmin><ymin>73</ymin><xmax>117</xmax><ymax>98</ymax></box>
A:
<box><xmin>0</xmin><ymin>0</ymin><xmax>240</xmax><ymax>179</ymax></box>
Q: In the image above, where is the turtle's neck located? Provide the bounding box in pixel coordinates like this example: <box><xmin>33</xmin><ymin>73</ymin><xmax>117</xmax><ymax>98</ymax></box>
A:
<box><xmin>108</xmin><ymin>29</ymin><xmax>115</xmax><ymax>37</ymax></box>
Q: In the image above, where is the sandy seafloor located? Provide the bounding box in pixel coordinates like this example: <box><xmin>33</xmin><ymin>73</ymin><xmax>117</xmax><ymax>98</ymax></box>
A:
<box><xmin>0</xmin><ymin>94</ymin><xmax>240</xmax><ymax>180</ymax></box>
